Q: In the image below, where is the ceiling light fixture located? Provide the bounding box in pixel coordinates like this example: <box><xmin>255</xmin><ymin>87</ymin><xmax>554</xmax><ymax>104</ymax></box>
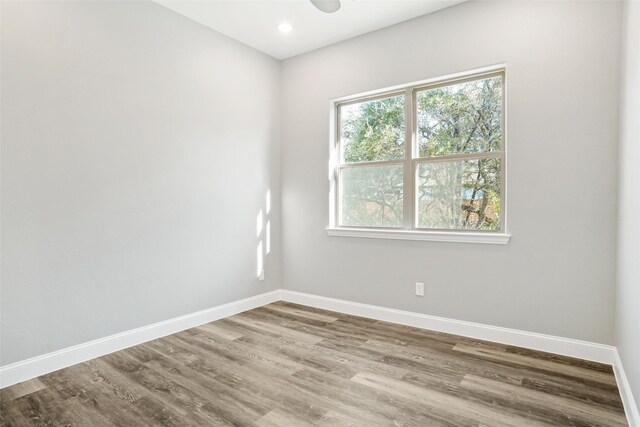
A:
<box><xmin>278</xmin><ymin>22</ymin><xmax>293</xmax><ymax>34</ymax></box>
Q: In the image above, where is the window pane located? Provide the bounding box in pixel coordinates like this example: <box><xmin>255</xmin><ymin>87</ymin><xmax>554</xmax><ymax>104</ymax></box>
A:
<box><xmin>417</xmin><ymin>158</ymin><xmax>501</xmax><ymax>231</ymax></box>
<box><xmin>340</xmin><ymin>95</ymin><xmax>405</xmax><ymax>163</ymax></box>
<box><xmin>416</xmin><ymin>76</ymin><xmax>503</xmax><ymax>157</ymax></box>
<box><xmin>341</xmin><ymin>164</ymin><xmax>403</xmax><ymax>227</ymax></box>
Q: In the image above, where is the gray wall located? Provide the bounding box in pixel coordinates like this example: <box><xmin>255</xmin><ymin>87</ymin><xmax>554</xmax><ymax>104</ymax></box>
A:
<box><xmin>280</xmin><ymin>0</ymin><xmax>621</xmax><ymax>344</ymax></box>
<box><xmin>1</xmin><ymin>0</ymin><xmax>282</xmax><ymax>365</ymax></box>
<box><xmin>616</xmin><ymin>0</ymin><xmax>640</xmax><ymax>408</ymax></box>
<box><xmin>0</xmin><ymin>0</ymin><xmax>628</xmax><ymax>368</ymax></box>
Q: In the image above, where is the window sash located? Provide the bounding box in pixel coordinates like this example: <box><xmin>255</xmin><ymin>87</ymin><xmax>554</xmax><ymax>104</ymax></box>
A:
<box><xmin>337</xmin><ymin>91</ymin><xmax>406</xmax><ymax>165</ymax></box>
<box><xmin>414</xmin><ymin>153</ymin><xmax>503</xmax><ymax>231</ymax></box>
<box><xmin>337</xmin><ymin>162</ymin><xmax>405</xmax><ymax>228</ymax></box>
<box><xmin>334</xmin><ymin>69</ymin><xmax>506</xmax><ymax>233</ymax></box>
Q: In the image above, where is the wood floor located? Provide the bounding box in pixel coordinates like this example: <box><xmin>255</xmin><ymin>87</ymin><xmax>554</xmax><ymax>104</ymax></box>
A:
<box><xmin>0</xmin><ymin>302</ymin><xmax>628</xmax><ymax>426</ymax></box>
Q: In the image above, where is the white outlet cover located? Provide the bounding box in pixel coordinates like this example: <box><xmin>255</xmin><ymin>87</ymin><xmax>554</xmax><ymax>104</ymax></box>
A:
<box><xmin>415</xmin><ymin>282</ymin><xmax>424</xmax><ymax>296</ymax></box>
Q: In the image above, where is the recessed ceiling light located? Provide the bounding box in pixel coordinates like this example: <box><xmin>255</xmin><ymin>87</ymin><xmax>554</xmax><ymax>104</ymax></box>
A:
<box><xmin>278</xmin><ymin>22</ymin><xmax>293</xmax><ymax>34</ymax></box>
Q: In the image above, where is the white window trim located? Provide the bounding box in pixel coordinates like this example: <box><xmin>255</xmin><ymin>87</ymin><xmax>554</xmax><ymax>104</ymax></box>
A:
<box><xmin>325</xmin><ymin>227</ymin><xmax>510</xmax><ymax>244</ymax></box>
<box><xmin>327</xmin><ymin>64</ymin><xmax>510</xmax><ymax>245</ymax></box>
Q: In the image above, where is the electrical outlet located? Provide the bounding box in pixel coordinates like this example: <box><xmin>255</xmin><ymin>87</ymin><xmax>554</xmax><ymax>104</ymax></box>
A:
<box><xmin>259</xmin><ymin>270</ymin><xmax>265</xmax><ymax>281</ymax></box>
<box><xmin>415</xmin><ymin>282</ymin><xmax>424</xmax><ymax>297</ymax></box>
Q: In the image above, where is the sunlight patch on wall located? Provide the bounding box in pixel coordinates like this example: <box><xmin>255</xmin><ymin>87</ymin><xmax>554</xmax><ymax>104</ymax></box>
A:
<box><xmin>266</xmin><ymin>220</ymin><xmax>271</xmax><ymax>254</ymax></box>
<box><xmin>256</xmin><ymin>209</ymin><xmax>263</xmax><ymax>237</ymax></box>
<box><xmin>256</xmin><ymin>189</ymin><xmax>272</xmax><ymax>280</ymax></box>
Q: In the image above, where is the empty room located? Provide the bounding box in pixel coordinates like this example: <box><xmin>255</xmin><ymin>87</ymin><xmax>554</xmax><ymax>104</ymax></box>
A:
<box><xmin>1</xmin><ymin>0</ymin><xmax>639</xmax><ymax>425</ymax></box>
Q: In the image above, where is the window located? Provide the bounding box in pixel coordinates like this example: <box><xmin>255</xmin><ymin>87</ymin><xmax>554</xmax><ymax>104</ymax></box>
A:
<box><xmin>329</xmin><ymin>68</ymin><xmax>509</xmax><ymax>244</ymax></box>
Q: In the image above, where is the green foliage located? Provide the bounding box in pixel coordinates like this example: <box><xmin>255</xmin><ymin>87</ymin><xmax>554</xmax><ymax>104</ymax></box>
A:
<box><xmin>341</xmin><ymin>95</ymin><xmax>405</xmax><ymax>163</ymax></box>
<box><xmin>417</xmin><ymin>77</ymin><xmax>502</xmax><ymax>157</ymax></box>
<box><xmin>417</xmin><ymin>158</ymin><xmax>501</xmax><ymax>231</ymax></box>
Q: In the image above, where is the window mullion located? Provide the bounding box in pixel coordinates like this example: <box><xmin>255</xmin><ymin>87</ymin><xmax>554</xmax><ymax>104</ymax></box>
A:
<box><xmin>403</xmin><ymin>88</ymin><xmax>415</xmax><ymax>230</ymax></box>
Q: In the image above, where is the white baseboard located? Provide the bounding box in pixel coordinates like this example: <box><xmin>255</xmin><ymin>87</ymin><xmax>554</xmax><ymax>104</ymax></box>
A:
<box><xmin>0</xmin><ymin>290</ymin><xmax>281</xmax><ymax>389</ymax></box>
<box><xmin>613</xmin><ymin>349</ymin><xmax>640</xmax><ymax>427</ymax></box>
<box><xmin>279</xmin><ymin>290</ymin><xmax>616</xmax><ymax>364</ymax></box>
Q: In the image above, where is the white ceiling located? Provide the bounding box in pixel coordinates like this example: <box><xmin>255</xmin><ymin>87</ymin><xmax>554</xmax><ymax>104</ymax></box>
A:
<box><xmin>155</xmin><ymin>0</ymin><xmax>466</xmax><ymax>60</ymax></box>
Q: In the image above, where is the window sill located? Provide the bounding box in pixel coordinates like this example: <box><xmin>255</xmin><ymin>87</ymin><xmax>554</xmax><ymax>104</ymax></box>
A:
<box><xmin>326</xmin><ymin>227</ymin><xmax>511</xmax><ymax>245</ymax></box>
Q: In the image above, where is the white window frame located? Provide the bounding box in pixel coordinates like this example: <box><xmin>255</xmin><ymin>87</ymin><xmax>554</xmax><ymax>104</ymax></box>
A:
<box><xmin>327</xmin><ymin>65</ymin><xmax>510</xmax><ymax>245</ymax></box>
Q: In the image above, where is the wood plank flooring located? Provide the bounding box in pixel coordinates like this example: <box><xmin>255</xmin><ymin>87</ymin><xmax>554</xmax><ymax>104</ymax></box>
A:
<box><xmin>0</xmin><ymin>301</ymin><xmax>628</xmax><ymax>426</ymax></box>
